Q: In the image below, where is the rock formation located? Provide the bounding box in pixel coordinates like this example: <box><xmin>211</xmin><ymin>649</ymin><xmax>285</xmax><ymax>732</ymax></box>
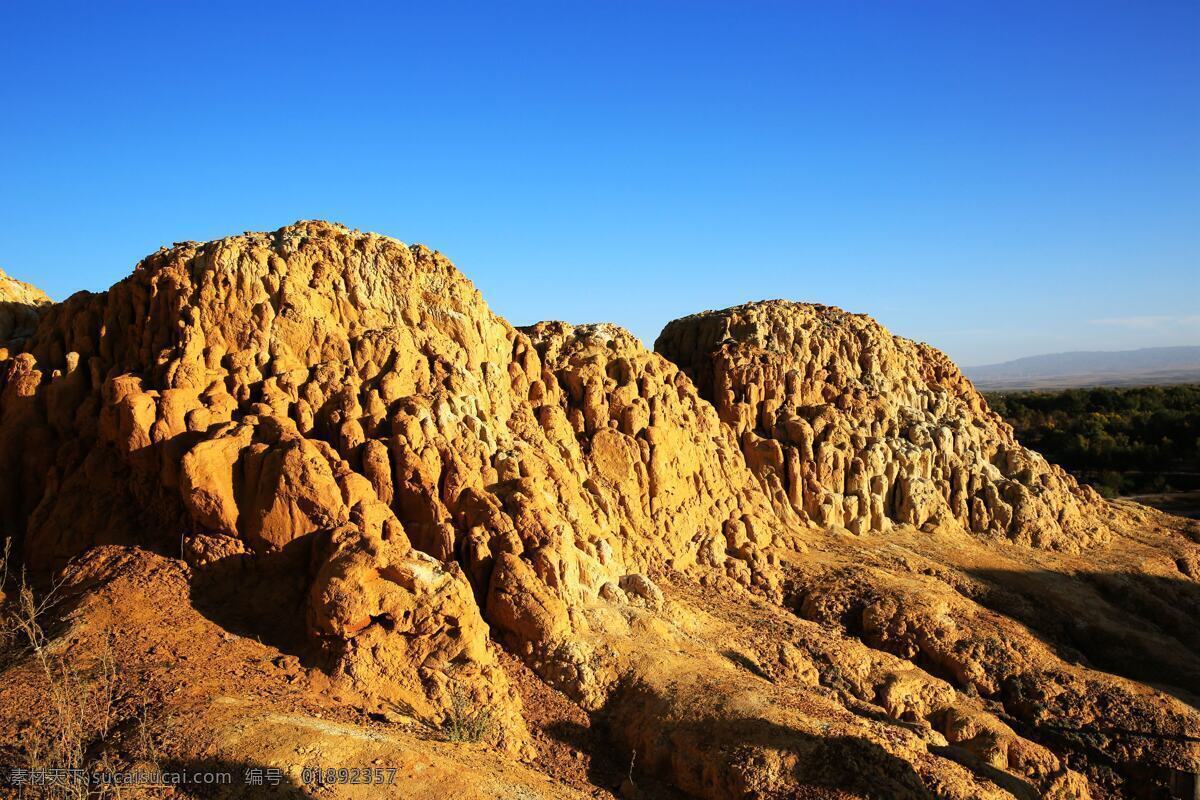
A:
<box><xmin>0</xmin><ymin>223</ymin><xmax>789</xmax><ymax>747</ymax></box>
<box><xmin>1</xmin><ymin>223</ymin><xmax>1197</xmax><ymax>799</ymax></box>
<box><xmin>0</xmin><ymin>266</ymin><xmax>50</xmax><ymax>347</ymax></box>
<box><xmin>657</xmin><ymin>301</ymin><xmax>1105</xmax><ymax>551</ymax></box>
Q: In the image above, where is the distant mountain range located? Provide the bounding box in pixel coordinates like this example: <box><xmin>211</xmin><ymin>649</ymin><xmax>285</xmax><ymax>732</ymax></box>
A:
<box><xmin>964</xmin><ymin>346</ymin><xmax>1200</xmax><ymax>390</ymax></box>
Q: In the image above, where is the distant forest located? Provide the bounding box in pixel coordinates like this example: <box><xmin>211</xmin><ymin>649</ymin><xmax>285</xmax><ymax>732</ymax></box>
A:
<box><xmin>986</xmin><ymin>384</ymin><xmax>1200</xmax><ymax>498</ymax></box>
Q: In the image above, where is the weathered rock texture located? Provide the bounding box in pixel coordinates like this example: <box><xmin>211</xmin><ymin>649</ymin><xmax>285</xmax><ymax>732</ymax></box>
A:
<box><xmin>0</xmin><ymin>266</ymin><xmax>50</xmax><ymax>346</ymax></box>
<box><xmin>1</xmin><ymin>225</ymin><xmax>1197</xmax><ymax>799</ymax></box>
<box><xmin>657</xmin><ymin>301</ymin><xmax>1105</xmax><ymax>551</ymax></box>
<box><xmin>0</xmin><ymin>224</ymin><xmax>788</xmax><ymax>746</ymax></box>
<box><xmin>0</xmin><ymin>225</ymin><xmax>535</xmax><ymax>745</ymax></box>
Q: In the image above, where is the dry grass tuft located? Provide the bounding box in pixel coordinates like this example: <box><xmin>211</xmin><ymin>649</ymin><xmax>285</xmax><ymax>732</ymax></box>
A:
<box><xmin>0</xmin><ymin>544</ymin><xmax>161</xmax><ymax>798</ymax></box>
<box><xmin>443</xmin><ymin>678</ymin><xmax>496</xmax><ymax>744</ymax></box>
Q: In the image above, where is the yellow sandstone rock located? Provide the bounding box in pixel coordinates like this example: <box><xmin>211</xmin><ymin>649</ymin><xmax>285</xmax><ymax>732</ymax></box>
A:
<box><xmin>1</xmin><ymin>224</ymin><xmax>1196</xmax><ymax>798</ymax></box>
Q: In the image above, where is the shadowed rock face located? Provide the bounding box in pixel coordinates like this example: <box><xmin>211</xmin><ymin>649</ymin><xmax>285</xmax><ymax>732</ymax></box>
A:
<box><xmin>1</xmin><ymin>223</ymin><xmax>1197</xmax><ymax>799</ymax></box>
<box><xmin>0</xmin><ymin>266</ymin><xmax>50</xmax><ymax>345</ymax></box>
<box><xmin>657</xmin><ymin>301</ymin><xmax>1105</xmax><ymax>551</ymax></box>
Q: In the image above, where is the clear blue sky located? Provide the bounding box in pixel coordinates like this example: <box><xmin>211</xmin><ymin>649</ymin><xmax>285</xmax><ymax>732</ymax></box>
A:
<box><xmin>2</xmin><ymin>1</ymin><xmax>1197</xmax><ymax>365</ymax></box>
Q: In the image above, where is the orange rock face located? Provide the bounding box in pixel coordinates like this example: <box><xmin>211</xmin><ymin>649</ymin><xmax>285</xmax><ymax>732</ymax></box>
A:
<box><xmin>0</xmin><ymin>224</ymin><xmax>540</xmax><ymax>745</ymax></box>
<box><xmin>0</xmin><ymin>224</ymin><xmax>786</xmax><ymax>749</ymax></box>
<box><xmin>1</xmin><ymin>223</ymin><xmax>1197</xmax><ymax>799</ymax></box>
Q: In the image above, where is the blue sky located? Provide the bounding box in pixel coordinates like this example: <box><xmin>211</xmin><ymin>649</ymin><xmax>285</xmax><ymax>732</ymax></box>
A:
<box><xmin>1</xmin><ymin>1</ymin><xmax>1197</xmax><ymax>365</ymax></box>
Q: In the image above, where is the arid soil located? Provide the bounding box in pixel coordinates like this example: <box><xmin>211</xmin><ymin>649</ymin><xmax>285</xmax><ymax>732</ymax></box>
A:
<box><xmin>0</xmin><ymin>222</ymin><xmax>1196</xmax><ymax>799</ymax></box>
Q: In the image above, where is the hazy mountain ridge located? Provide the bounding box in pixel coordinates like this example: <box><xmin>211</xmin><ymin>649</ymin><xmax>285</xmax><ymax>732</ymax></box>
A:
<box><xmin>966</xmin><ymin>346</ymin><xmax>1200</xmax><ymax>390</ymax></box>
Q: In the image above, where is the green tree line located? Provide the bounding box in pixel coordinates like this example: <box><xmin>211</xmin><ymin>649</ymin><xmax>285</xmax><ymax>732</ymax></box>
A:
<box><xmin>985</xmin><ymin>384</ymin><xmax>1200</xmax><ymax>498</ymax></box>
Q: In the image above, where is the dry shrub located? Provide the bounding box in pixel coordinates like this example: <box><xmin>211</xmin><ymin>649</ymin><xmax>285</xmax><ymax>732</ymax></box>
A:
<box><xmin>0</xmin><ymin>560</ymin><xmax>159</xmax><ymax>799</ymax></box>
<box><xmin>443</xmin><ymin>678</ymin><xmax>496</xmax><ymax>744</ymax></box>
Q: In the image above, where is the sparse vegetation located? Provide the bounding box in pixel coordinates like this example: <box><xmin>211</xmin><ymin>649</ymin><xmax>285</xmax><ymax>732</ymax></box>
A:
<box><xmin>442</xmin><ymin>679</ymin><xmax>496</xmax><ymax>744</ymax></box>
<box><xmin>987</xmin><ymin>384</ymin><xmax>1200</xmax><ymax>497</ymax></box>
<box><xmin>0</xmin><ymin>550</ymin><xmax>159</xmax><ymax>799</ymax></box>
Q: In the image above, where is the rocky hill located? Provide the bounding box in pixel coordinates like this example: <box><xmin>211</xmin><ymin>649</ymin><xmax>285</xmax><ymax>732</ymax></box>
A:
<box><xmin>656</xmin><ymin>301</ymin><xmax>1104</xmax><ymax>550</ymax></box>
<box><xmin>966</xmin><ymin>346</ymin><xmax>1200</xmax><ymax>390</ymax></box>
<box><xmin>0</xmin><ymin>223</ymin><xmax>1197</xmax><ymax>800</ymax></box>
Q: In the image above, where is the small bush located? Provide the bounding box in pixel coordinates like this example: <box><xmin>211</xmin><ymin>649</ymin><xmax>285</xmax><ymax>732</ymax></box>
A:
<box><xmin>442</xmin><ymin>679</ymin><xmax>496</xmax><ymax>743</ymax></box>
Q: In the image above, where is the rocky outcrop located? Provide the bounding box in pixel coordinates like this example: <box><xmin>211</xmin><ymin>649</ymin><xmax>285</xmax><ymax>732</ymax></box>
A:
<box><xmin>0</xmin><ymin>225</ymin><xmax>535</xmax><ymax>745</ymax></box>
<box><xmin>657</xmin><ymin>301</ymin><xmax>1105</xmax><ymax>551</ymax></box>
<box><xmin>2</xmin><ymin>225</ymin><xmax>1196</xmax><ymax>798</ymax></box>
<box><xmin>0</xmin><ymin>223</ymin><xmax>788</xmax><ymax>745</ymax></box>
<box><xmin>519</xmin><ymin>322</ymin><xmax>801</xmax><ymax>596</ymax></box>
<box><xmin>0</xmin><ymin>266</ymin><xmax>50</xmax><ymax>347</ymax></box>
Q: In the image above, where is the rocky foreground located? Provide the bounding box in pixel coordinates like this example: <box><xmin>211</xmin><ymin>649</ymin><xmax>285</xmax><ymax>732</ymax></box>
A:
<box><xmin>0</xmin><ymin>223</ymin><xmax>1197</xmax><ymax>799</ymax></box>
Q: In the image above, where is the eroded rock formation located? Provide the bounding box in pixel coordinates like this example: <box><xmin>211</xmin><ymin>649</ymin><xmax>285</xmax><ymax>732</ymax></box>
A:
<box><xmin>0</xmin><ymin>266</ymin><xmax>50</xmax><ymax>347</ymax></box>
<box><xmin>1</xmin><ymin>224</ymin><xmax>1197</xmax><ymax>799</ymax></box>
<box><xmin>0</xmin><ymin>224</ymin><xmax>789</xmax><ymax>748</ymax></box>
<box><xmin>657</xmin><ymin>301</ymin><xmax>1105</xmax><ymax>551</ymax></box>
